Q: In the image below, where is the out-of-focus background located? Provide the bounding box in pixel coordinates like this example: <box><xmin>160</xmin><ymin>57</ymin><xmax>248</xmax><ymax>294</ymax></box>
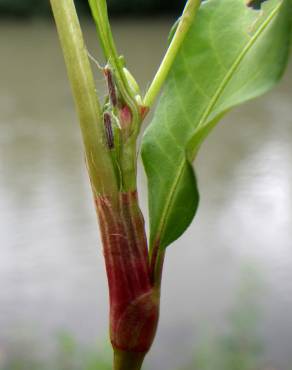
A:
<box><xmin>0</xmin><ymin>1</ymin><xmax>292</xmax><ymax>370</ymax></box>
<box><xmin>0</xmin><ymin>0</ymin><xmax>184</xmax><ymax>16</ymax></box>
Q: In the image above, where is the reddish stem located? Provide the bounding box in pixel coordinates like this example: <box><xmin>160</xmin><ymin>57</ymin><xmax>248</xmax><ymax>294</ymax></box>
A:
<box><xmin>95</xmin><ymin>191</ymin><xmax>159</xmax><ymax>354</ymax></box>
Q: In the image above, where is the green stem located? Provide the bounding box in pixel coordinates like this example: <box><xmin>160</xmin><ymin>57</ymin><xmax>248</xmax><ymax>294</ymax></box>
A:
<box><xmin>88</xmin><ymin>0</ymin><xmax>143</xmax><ymax>193</ymax></box>
<box><xmin>50</xmin><ymin>0</ymin><xmax>118</xmax><ymax>199</ymax></box>
<box><xmin>88</xmin><ymin>0</ymin><xmax>140</xmax><ymax>130</ymax></box>
<box><xmin>88</xmin><ymin>0</ymin><xmax>120</xmax><ymax>66</ymax></box>
<box><xmin>150</xmin><ymin>247</ymin><xmax>165</xmax><ymax>291</ymax></box>
<box><xmin>143</xmin><ymin>0</ymin><xmax>201</xmax><ymax>108</ymax></box>
<box><xmin>114</xmin><ymin>350</ymin><xmax>145</xmax><ymax>370</ymax></box>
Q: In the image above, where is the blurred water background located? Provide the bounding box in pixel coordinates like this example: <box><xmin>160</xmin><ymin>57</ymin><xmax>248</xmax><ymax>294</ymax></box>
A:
<box><xmin>0</xmin><ymin>2</ymin><xmax>292</xmax><ymax>370</ymax></box>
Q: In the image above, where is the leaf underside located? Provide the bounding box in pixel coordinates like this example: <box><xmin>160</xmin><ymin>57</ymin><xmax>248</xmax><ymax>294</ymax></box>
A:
<box><xmin>142</xmin><ymin>0</ymin><xmax>291</xmax><ymax>250</ymax></box>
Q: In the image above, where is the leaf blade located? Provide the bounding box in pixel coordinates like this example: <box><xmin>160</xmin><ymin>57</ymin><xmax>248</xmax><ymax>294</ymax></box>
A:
<box><xmin>142</xmin><ymin>0</ymin><xmax>291</xmax><ymax>250</ymax></box>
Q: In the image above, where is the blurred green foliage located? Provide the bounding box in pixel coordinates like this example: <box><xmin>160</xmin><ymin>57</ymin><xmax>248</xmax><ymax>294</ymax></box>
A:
<box><xmin>0</xmin><ymin>328</ymin><xmax>279</xmax><ymax>370</ymax></box>
<box><xmin>0</xmin><ymin>0</ymin><xmax>182</xmax><ymax>17</ymax></box>
<box><xmin>1</xmin><ymin>267</ymin><xmax>287</xmax><ymax>370</ymax></box>
<box><xmin>1</xmin><ymin>333</ymin><xmax>112</xmax><ymax>370</ymax></box>
<box><xmin>179</xmin><ymin>266</ymin><xmax>270</xmax><ymax>370</ymax></box>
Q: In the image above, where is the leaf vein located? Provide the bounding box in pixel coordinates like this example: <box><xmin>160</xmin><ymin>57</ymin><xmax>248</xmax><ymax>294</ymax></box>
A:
<box><xmin>150</xmin><ymin>1</ymin><xmax>282</xmax><ymax>248</ymax></box>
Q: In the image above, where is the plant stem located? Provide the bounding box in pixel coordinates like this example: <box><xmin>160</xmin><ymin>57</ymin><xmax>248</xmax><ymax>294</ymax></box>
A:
<box><xmin>50</xmin><ymin>2</ymin><xmax>166</xmax><ymax>369</ymax></box>
<box><xmin>88</xmin><ymin>0</ymin><xmax>141</xmax><ymax>133</ymax></box>
<box><xmin>95</xmin><ymin>192</ymin><xmax>159</xmax><ymax>355</ymax></box>
<box><xmin>143</xmin><ymin>0</ymin><xmax>201</xmax><ymax>108</ymax></box>
<box><xmin>88</xmin><ymin>0</ymin><xmax>144</xmax><ymax>196</ymax></box>
<box><xmin>50</xmin><ymin>0</ymin><xmax>118</xmax><ymax>199</ymax></box>
<box><xmin>150</xmin><ymin>246</ymin><xmax>165</xmax><ymax>290</ymax></box>
<box><xmin>88</xmin><ymin>0</ymin><xmax>120</xmax><ymax>68</ymax></box>
<box><xmin>114</xmin><ymin>350</ymin><xmax>145</xmax><ymax>370</ymax></box>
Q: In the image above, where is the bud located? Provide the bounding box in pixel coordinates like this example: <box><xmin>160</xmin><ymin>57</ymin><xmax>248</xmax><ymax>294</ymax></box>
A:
<box><xmin>123</xmin><ymin>67</ymin><xmax>140</xmax><ymax>97</ymax></box>
<box><xmin>119</xmin><ymin>105</ymin><xmax>132</xmax><ymax>130</ymax></box>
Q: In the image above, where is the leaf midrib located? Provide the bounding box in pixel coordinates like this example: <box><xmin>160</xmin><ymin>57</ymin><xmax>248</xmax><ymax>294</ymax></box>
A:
<box><xmin>151</xmin><ymin>2</ymin><xmax>282</xmax><ymax>248</ymax></box>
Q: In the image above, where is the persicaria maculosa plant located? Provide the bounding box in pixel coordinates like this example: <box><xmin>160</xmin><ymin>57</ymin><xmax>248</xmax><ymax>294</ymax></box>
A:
<box><xmin>49</xmin><ymin>0</ymin><xmax>291</xmax><ymax>369</ymax></box>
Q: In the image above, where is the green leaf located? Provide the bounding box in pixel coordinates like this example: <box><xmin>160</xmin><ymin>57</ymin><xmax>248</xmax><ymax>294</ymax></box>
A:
<box><xmin>142</xmin><ymin>0</ymin><xmax>291</xmax><ymax>250</ymax></box>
